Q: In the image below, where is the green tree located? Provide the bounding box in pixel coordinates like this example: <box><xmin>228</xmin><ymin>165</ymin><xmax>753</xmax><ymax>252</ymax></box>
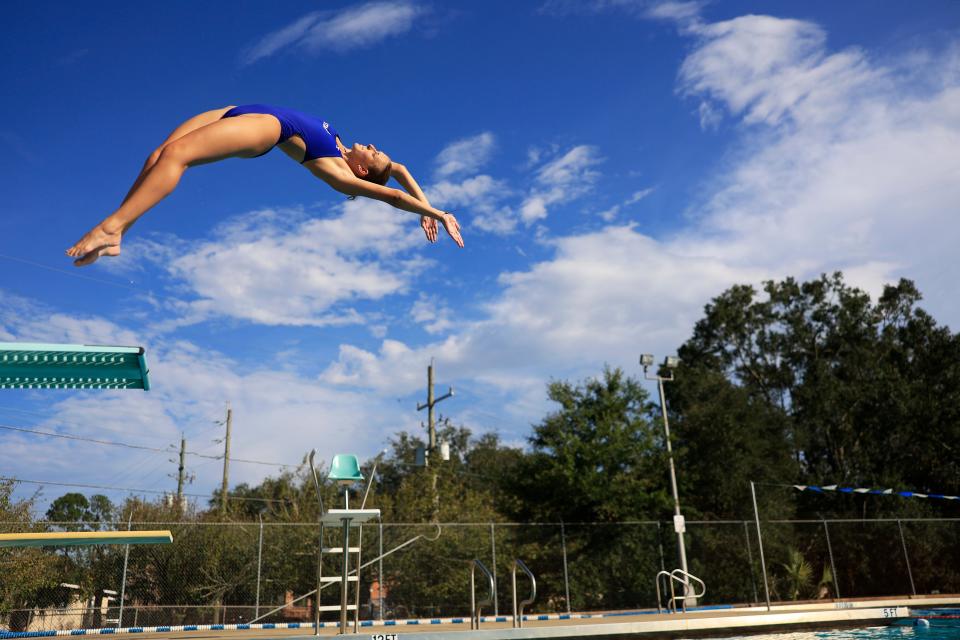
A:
<box><xmin>46</xmin><ymin>493</ymin><xmax>115</xmax><ymax>528</ymax></box>
<box><xmin>501</xmin><ymin>367</ymin><xmax>670</xmax><ymax>610</ymax></box>
<box><xmin>677</xmin><ymin>273</ymin><xmax>960</xmax><ymax>498</ymax></box>
<box><xmin>506</xmin><ymin>367</ymin><xmax>667</xmax><ymax>523</ymax></box>
<box><xmin>674</xmin><ymin>273</ymin><xmax>960</xmax><ymax>598</ymax></box>
<box><xmin>0</xmin><ymin>481</ymin><xmax>62</xmax><ymax>627</ymax></box>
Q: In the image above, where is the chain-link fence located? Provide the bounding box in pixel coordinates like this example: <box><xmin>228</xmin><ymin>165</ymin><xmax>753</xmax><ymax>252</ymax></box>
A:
<box><xmin>3</xmin><ymin>518</ymin><xmax>958</xmax><ymax>632</ymax></box>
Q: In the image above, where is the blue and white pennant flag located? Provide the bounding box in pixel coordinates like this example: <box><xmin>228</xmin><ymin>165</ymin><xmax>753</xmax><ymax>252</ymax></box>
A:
<box><xmin>793</xmin><ymin>484</ymin><xmax>960</xmax><ymax>501</ymax></box>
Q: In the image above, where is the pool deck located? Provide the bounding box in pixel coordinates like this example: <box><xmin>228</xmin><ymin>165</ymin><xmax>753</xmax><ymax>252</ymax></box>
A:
<box><xmin>5</xmin><ymin>595</ymin><xmax>958</xmax><ymax>640</ymax></box>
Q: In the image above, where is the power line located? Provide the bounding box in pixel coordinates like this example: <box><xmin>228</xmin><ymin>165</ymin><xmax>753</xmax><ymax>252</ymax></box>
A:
<box><xmin>0</xmin><ymin>423</ymin><xmax>170</xmax><ymax>453</ymax></box>
<box><xmin>0</xmin><ymin>405</ymin><xmax>175</xmax><ymax>443</ymax></box>
<box><xmin>0</xmin><ymin>252</ymin><xmax>139</xmax><ymax>291</ymax></box>
<box><xmin>0</xmin><ymin>421</ymin><xmax>295</xmax><ymax>467</ymax></box>
<box><xmin>0</xmin><ymin>476</ymin><xmax>293</xmax><ymax>504</ymax></box>
<box><xmin>185</xmin><ymin>450</ymin><xmax>294</xmax><ymax>468</ymax></box>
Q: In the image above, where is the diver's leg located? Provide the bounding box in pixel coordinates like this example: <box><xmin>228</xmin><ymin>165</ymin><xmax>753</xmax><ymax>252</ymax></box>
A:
<box><xmin>120</xmin><ymin>106</ymin><xmax>236</xmax><ymax>207</ymax></box>
<box><xmin>67</xmin><ymin>114</ymin><xmax>280</xmax><ymax>266</ymax></box>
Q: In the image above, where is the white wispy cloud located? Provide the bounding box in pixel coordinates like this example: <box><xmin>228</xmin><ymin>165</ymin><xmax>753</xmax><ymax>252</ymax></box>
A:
<box><xmin>427</xmin><ymin>174</ymin><xmax>516</xmax><ymax>234</ymax></box>
<box><xmin>645</xmin><ymin>1</ymin><xmax>703</xmax><ymax>23</ymax></box>
<box><xmin>138</xmin><ymin>200</ymin><xmax>431</xmax><ymax>329</ymax></box>
<box><xmin>434</xmin><ymin>132</ymin><xmax>496</xmax><ymax>179</ymax></box>
<box><xmin>409</xmin><ymin>292</ymin><xmax>454</xmax><ymax>334</ymax></box>
<box><xmin>520</xmin><ymin>145</ymin><xmax>603</xmax><ymax>224</ymax></box>
<box><xmin>427</xmin><ymin>136</ymin><xmax>602</xmax><ymax>234</ymax></box>
<box><xmin>597</xmin><ymin>186</ymin><xmax>655</xmax><ymax>221</ymax></box>
<box><xmin>679</xmin><ymin>16</ymin><xmax>882</xmax><ymax>128</ymax></box>
<box><xmin>242</xmin><ymin>1</ymin><xmax>424</xmax><ymax>65</ymax></box>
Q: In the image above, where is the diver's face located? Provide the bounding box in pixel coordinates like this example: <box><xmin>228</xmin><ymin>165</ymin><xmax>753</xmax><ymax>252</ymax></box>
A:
<box><xmin>350</xmin><ymin>143</ymin><xmax>391</xmax><ymax>177</ymax></box>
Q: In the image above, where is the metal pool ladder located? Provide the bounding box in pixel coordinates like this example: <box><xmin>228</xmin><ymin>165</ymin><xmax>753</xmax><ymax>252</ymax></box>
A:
<box><xmin>656</xmin><ymin>569</ymin><xmax>706</xmax><ymax>613</ymax></box>
<box><xmin>470</xmin><ymin>559</ymin><xmax>495</xmax><ymax>629</ymax></box>
<box><xmin>511</xmin><ymin>558</ymin><xmax>537</xmax><ymax>628</ymax></box>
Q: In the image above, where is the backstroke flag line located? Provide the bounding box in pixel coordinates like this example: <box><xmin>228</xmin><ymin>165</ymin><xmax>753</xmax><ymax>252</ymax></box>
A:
<box><xmin>793</xmin><ymin>484</ymin><xmax>960</xmax><ymax>501</ymax></box>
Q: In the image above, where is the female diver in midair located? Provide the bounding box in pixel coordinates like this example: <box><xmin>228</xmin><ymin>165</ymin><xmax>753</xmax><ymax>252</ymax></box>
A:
<box><xmin>66</xmin><ymin>104</ymin><xmax>464</xmax><ymax>266</ymax></box>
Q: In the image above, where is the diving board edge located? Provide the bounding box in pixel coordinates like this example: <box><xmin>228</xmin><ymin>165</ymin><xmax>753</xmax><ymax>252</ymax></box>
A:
<box><xmin>0</xmin><ymin>530</ymin><xmax>172</xmax><ymax>548</ymax></box>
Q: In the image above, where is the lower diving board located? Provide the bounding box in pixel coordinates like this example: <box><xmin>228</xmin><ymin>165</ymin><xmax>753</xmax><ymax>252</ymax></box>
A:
<box><xmin>0</xmin><ymin>530</ymin><xmax>173</xmax><ymax>548</ymax></box>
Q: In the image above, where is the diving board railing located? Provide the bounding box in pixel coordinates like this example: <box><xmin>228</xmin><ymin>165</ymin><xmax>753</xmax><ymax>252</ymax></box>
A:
<box><xmin>0</xmin><ymin>530</ymin><xmax>172</xmax><ymax>548</ymax></box>
<box><xmin>0</xmin><ymin>342</ymin><xmax>150</xmax><ymax>390</ymax></box>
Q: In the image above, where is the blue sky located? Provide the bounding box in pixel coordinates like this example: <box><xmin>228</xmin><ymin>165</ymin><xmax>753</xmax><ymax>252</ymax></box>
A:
<box><xmin>2</xmin><ymin>0</ymin><xmax>959</xmax><ymax>513</ymax></box>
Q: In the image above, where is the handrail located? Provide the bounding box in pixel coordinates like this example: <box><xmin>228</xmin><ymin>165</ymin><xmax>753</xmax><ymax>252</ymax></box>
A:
<box><xmin>654</xmin><ymin>570</ymin><xmax>676</xmax><ymax>613</ymax></box>
<box><xmin>511</xmin><ymin>559</ymin><xmax>537</xmax><ymax>628</ymax></box>
<box><xmin>470</xmin><ymin>559</ymin><xmax>495</xmax><ymax>630</ymax></box>
<box><xmin>655</xmin><ymin>569</ymin><xmax>706</xmax><ymax>613</ymax></box>
<box><xmin>249</xmin><ymin>523</ymin><xmax>441</xmax><ymax>624</ymax></box>
<box><xmin>670</xmin><ymin>569</ymin><xmax>706</xmax><ymax>613</ymax></box>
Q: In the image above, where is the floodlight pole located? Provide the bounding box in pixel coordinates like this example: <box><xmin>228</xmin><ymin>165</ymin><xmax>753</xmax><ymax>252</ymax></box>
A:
<box><xmin>643</xmin><ymin>354</ymin><xmax>694</xmax><ymax>606</ymax></box>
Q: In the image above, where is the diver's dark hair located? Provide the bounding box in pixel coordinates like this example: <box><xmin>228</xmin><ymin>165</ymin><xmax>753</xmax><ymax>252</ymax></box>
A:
<box><xmin>365</xmin><ymin>160</ymin><xmax>393</xmax><ymax>186</ymax></box>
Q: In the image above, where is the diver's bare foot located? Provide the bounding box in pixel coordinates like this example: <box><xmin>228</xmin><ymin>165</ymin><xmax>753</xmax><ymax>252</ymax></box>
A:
<box><xmin>66</xmin><ymin>224</ymin><xmax>122</xmax><ymax>267</ymax></box>
<box><xmin>73</xmin><ymin>245</ymin><xmax>121</xmax><ymax>267</ymax></box>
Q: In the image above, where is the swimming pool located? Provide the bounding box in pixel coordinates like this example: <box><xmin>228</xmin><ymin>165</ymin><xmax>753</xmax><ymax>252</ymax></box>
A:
<box><xmin>717</xmin><ymin>611</ymin><xmax>960</xmax><ymax>640</ymax></box>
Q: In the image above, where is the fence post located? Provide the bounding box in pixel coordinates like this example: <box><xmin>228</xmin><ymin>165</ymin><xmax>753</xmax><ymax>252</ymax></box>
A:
<box><xmin>560</xmin><ymin>521</ymin><xmax>571</xmax><ymax>613</ymax></box>
<box><xmin>656</xmin><ymin>521</ymin><xmax>665</xmax><ymax>573</ymax></box>
<box><xmin>743</xmin><ymin>521</ymin><xmax>759</xmax><ymax>604</ymax></box>
<box><xmin>822</xmin><ymin>519</ymin><xmax>840</xmax><ymax>599</ymax></box>
<box><xmin>255</xmin><ymin>516</ymin><xmax>263</xmax><ymax>619</ymax></box>
<box><xmin>490</xmin><ymin>522</ymin><xmax>499</xmax><ymax>615</ymax></box>
<box><xmin>378</xmin><ymin>519</ymin><xmax>384</xmax><ymax>619</ymax></box>
<box><xmin>118</xmin><ymin>514</ymin><xmax>132</xmax><ymax>627</ymax></box>
<box><xmin>897</xmin><ymin>519</ymin><xmax>917</xmax><ymax>596</ymax></box>
<box><xmin>750</xmin><ymin>481</ymin><xmax>771</xmax><ymax>611</ymax></box>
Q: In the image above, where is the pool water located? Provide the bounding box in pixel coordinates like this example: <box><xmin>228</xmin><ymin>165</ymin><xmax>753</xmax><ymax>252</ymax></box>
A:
<box><xmin>712</xmin><ymin>612</ymin><xmax>960</xmax><ymax>640</ymax></box>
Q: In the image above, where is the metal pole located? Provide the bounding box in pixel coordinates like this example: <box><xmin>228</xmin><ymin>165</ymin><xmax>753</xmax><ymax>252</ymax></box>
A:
<box><xmin>117</xmin><ymin>514</ymin><xmax>132</xmax><ymax>627</ymax></box>
<box><xmin>897</xmin><ymin>519</ymin><xmax>917</xmax><ymax>596</ymax></box>
<box><xmin>750</xmin><ymin>482</ymin><xmax>771</xmax><ymax>611</ymax></box>
<box><xmin>340</xmin><ymin>517</ymin><xmax>350</xmax><ymax>634</ymax></box>
<box><xmin>658</xmin><ymin>376</ymin><xmax>691</xmax><ymax>602</ymax></box>
<box><xmin>314</xmin><ymin>523</ymin><xmax>323</xmax><ymax>636</ymax></box>
<box><xmin>354</xmin><ymin>524</ymin><xmax>363</xmax><ymax>632</ymax></box>
<box><xmin>378</xmin><ymin>519</ymin><xmax>384</xmax><ymax>619</ymax></box>
<box><xmin>656</xmin><ymin>521</ymin><xmax>665</xmax><ymax>573</ymax></box>
<box><xmin>490</xmin><ymin>523</ymin><xmax>498</xmax><ymax>615</ymax></box>
<box><xmin>428</xmin><ymin>363</ymin><xmax>435</xmax><ymax>453</ymax></box>
<box><xmin>255</xmin><ymin>516</ymin><xmax>263</xmax><ymax>619</ymax></box>
<box><xmin>743</xmin><ymin>520</ymin><xmax>759</xmax><ymax>604</ymax></box>
<box><xmin>822</xmin><ymin>519</ymin><xmax>840</xmax><ymax>599</ymax></box>
<box><xmin>560</xmin><ymin>522</ymin><xmax>571</xmax><ymax>613</ymax></box>
<box><xmin>220</xmin><ymin>404</ymin><xmax>232</xmax><ymax>516</ymax></box>
<box><xmin>176</xmin><ymin>435</ymin><xmax>186</xmax><ymax>512</ymax></box>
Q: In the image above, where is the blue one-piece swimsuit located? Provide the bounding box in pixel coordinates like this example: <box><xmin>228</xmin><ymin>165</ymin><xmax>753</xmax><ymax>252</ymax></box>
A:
<box><xmin>221</xmin><ymin>104</ymin><xmax>341</xmax><ymax>163</ymax></box>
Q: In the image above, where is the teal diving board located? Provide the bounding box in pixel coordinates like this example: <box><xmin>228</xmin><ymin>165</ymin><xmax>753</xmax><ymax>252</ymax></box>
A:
<box><xmin>0</xmin><ymin>343</ymin><xmax>150</xmax><ymax>390</ymax></box>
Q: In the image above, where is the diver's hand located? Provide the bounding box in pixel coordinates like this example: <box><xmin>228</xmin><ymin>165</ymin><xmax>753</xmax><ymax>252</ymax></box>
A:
<box><xmin>421</xmin><ymin>215</ymin><xmax>438</xmax><ymax>243</ymax></box>
<box><xmin>441</xmin><ymin>212</ymin><xmax>464</xmax><ymax>248</ymax></box>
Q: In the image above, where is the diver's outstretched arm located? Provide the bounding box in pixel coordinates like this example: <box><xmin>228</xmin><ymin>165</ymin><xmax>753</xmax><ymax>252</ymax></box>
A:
<box><xmin>391</xmin><ymin>163</ymin><xmax>438</xmax><ymax>243</ymax></box>
<box><xmin>314</xmin><ymin>168</ymin><xmax>463</xmax><ymax>248</ymax></box>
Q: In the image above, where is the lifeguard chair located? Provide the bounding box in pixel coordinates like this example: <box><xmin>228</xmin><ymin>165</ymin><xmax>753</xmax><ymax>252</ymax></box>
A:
<box><xmin>309</xmin><ymin>452</ymin><xmax>380</xmax><ymax>635</ymax></box>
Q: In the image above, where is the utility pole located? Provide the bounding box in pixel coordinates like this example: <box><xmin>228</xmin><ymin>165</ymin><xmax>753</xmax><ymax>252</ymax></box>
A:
<box><xmin>416</xmin><ymin>360</ymin><xmax>453</xmax><ymax>520</ymax></box>
<box><xmin>416</xmin><ymin>359</ymin><xmax>454</xmax><ymax>466</ymax></box>
<box><xmin>176</xmin><ymin>435</ymin><xmax>186</xmax><ymax>511</ymax></box>
<box><xmin>220</xmin><ymin>402</ymin><xmax>232</xmax><ymax>517</ymax></box>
